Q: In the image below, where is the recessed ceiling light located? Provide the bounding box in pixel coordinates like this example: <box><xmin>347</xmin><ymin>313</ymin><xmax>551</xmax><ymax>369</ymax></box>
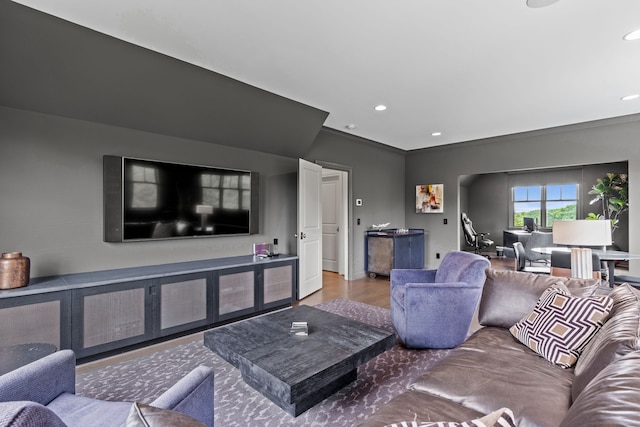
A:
<box><xmin>623</xmin><ymin>29</ymin><xmax>640</xmax><ymax>41</ymax></box>
<box><xmin>526</xmin><ymin>0</ymin><xmax>560</xmax><ymax>8</ymax></box>
<box><xmin>621</xmin><ymin>94</ymin><xmax>640</xmax><ymax>101</ymax></box>
<box><xmin>345</xmin><ymin>124</ymin><xmax>357</xmax><ymax>130</ymax></box>
<box><xmin>374</xmin><ymin>105</ymin><xmax>387</xmax><ymax>112</ymax></box>
<box><xmin>431</xmin><ymin>132</ymin><xmax>442</xmax><ymax>136</ymax></box>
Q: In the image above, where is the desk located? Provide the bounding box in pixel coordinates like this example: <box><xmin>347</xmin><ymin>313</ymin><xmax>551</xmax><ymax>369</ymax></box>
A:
<box><xmin>503</xmin><ymin>230</ymin><xmax>531</xmax><ymax>248</ymax></box>
<box><xmin>534</xmin><ymin>247</ymin><xmax>640</xmax><ymax>287</ymax></box>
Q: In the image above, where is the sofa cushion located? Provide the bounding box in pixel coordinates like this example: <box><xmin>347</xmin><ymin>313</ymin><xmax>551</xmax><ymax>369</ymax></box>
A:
<box><xmin>409</xmin><ymin>327</ymin><xmax>574</xmax><ymax>427</ymax></box>
<box><xmin>560</xmin><ymin>351</ymin><xmax>640</xmax><ymax>427</ymax></box>
<box><xmin>0</xmin><ymin>401</ymin><xmax>67</xmax><ymax>427</ymax></box>
<box><xmin>510</xmin><ymin>284</ymin><xmax>613</xmax><ymax>368</ymax></box>
<box><xmin>571</xmin><ymin>283</ymin><xmax>640</xmax><ymax>400</ymax></box>
<box><xmin>125</xmin><ymin>402</ymin><xmax>206</xmax><ymax>427</ymax></box>
<box><xmin>383</xmin><ymin>407</ymin><xmax>516</xmax><ymax>427</ymax></box>
<box><xmin>478</xmin><ymin>269</ymin><xmax>601</xmax><ymax>328</ymax></box>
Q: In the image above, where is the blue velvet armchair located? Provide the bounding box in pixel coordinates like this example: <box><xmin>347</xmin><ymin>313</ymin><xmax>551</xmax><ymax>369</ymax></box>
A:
<box><xmin>0</xmin><ymin>349</ymin><xmax>214</xmax><ymax>427</ymax></box>
<box><xmin>390</xmin><ymin>251</ymin><xmax>491</xmax><ymax>349</ymax></box>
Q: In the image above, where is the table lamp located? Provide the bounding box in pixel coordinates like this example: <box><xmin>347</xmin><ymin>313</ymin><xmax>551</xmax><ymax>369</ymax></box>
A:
<box><xmin>552</xmin><ymin>220</ymin><xmax>612</xmax><ymax>279</ymax></box>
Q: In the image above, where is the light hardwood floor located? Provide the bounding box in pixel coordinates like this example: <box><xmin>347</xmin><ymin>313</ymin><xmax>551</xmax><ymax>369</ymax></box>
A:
<box><xmin>294</xmin><ymin>271</ymin><xmax>392</xmax><ymax>309</ymax></box>
<box><xmin>302</xmin><ymin>254</ymin><xmax>513</xmax><ymax>309</ymax></box>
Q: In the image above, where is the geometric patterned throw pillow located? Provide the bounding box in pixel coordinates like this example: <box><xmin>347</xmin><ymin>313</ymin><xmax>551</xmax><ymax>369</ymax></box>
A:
<box><xmin>383</xmin><ymin>407</ymin><xmax>516</xmax><ymax>427</ymax></box>
<box><xmin>510</xmin><ymin>284</ymin><xmax>613</xmax><ymax>368</ymax></box>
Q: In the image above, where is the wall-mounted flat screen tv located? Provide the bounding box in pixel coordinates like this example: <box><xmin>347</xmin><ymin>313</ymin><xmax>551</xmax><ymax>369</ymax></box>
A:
<box><xmin>104</xmin><ymin>156</ymin><xmax>259</xmax><ymax>242</ymax></box>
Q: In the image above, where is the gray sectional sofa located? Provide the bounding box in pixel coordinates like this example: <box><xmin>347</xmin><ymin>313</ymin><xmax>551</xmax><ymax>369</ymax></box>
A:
<box><xmin>361</xmin><ymin>269</ymin><xmax>640</xmax><ymax>427</ymax></box>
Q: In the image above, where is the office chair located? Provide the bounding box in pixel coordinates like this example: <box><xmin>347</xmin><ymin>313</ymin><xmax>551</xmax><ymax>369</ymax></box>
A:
<box><xmin>513</xmin><ymin>242</ymin><xmax>550</xmax><ymax>274</ymax></box>
<box><xmin>523</xmin><ymin>231</ymin><xmax>553</xmax><ymax>266</ymax></box>
<box><xmin>460</xmin><ymin>212</ymin><xmax>494</xmax><ymax>259</ymax></box>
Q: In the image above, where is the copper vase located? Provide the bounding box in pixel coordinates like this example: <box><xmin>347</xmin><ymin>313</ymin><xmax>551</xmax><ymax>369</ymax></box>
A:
<box><xmin>0</xmin><ymin>252</ymin><xmax>30</xmax><ymax>289</ymax></box>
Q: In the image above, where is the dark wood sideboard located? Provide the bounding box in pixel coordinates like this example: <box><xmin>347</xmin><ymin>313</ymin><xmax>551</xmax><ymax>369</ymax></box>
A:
<box><xmin>0</xmin><ymin>255</ymin><xmax>297</xmax><ymax>360</ymax></box>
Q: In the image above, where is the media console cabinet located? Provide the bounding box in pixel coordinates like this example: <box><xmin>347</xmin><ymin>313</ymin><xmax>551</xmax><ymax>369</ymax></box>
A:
<box><xmin>0</xmin><ymin>255</ymin><xmax>297</xmax><ymax>360</ymax></box>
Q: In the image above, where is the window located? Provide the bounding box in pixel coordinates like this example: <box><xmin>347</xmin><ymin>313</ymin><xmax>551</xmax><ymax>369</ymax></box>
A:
<box><xmin>513</xmin><ymin>184</ymin><xmax>578</xmax><ymax>228</ymax></box>
<box><xmin>545</xmin><ymin>184</ymin><xmax>578</xmax><ymax>227</ymax></box>
<box><xmin>514</xmin><ymin>186</ymin><xmax>541</xmax><ymax>228</ymax></box>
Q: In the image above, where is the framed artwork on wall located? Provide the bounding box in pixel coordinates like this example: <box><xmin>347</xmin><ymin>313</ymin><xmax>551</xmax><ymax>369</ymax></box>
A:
<box><xmin>416</xmin><ymin>184</ymin><xmax>443</xmax><ymax>213</ymax></box>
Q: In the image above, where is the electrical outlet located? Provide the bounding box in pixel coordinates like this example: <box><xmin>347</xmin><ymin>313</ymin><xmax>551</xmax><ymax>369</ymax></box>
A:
<box><xmin>436</xmin><ymin>253</ymin><xmax>440</xmax><ymax>259</ymax></box>
<box><xmin>443</xmin><ymin>218</ymin><xmax>448</xmax><ymax>225</ymax></box>
<box><xmin>357</xmin><ymin>218</ymin><xmax>361</xmax><ymax>225</ymax></box>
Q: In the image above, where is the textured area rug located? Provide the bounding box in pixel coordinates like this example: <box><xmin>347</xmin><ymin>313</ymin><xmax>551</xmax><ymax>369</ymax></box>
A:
<box><xmin>76</xmin><ymin>300</ymin><xmax>449</xmax><ymax>426</ymax></box>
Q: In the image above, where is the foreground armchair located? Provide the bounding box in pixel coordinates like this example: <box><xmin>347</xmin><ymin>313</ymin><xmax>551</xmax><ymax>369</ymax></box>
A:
<box><xmin>0</xmin><ymin>349</ymin><xmax>214</xmax><ymax>427</ymax></box>
<box><xmin>390</xmin><ymin>251</ymin><xmax>490</xmax><ymax>349</ymax></box>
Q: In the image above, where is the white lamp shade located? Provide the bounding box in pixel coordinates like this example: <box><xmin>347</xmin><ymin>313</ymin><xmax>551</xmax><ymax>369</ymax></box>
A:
<box><xmin>552</xmin><ymin>220</ymin><xmax>612</xmax><ymax>246</ymax></box>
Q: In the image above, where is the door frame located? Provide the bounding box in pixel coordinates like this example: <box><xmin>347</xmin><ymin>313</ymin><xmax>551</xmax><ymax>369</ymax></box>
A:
<box><xmin>317</xmin><ymin>161</ymin><xmax>353</xmax><ymax>281</ymax></box>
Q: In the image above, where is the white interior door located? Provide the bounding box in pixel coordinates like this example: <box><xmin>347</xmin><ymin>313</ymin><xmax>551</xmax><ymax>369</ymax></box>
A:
<box><xmin>297</xmin><ymin>159</ymin><xmax>323</xmax><ymax>299</ymax></box>
<box><xmin>322</xmin><ymin>172</ymin><xmax>343</xmax><ymax>273</ymax></box>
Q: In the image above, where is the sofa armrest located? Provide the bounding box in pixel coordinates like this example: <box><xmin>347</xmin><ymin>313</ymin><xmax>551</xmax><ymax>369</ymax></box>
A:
<box><xmin>150</xmin><ymin>365</ymin><xmax>214</xmax><ymax>427</ymax></box>
<box><xmin>0</xmin><ymin>349</ymin><xmax>75</xmax><ymax>405</ymax></box>
<box><xmin>0</xmin><ymin>401</ymin><xmax>68</xmax><ymax>427</ymax></box>
<box><xmin>391</xmin><ymin>269</ymin><xmax>437</xmax><ymax>289</ymax></box>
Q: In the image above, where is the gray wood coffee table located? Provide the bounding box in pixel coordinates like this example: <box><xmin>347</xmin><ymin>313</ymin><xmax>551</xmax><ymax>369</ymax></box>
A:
<box><xmin>204</xmin><ymin>305</ymin><xmax>395</xmax><ymax>416</ymax></box>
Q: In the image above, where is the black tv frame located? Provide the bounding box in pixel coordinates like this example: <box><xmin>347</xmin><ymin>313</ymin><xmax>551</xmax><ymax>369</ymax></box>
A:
<box><xmin>104</xmin><ymin>155</ymin><xmax>259</xmax><ymax>242</ymax></box>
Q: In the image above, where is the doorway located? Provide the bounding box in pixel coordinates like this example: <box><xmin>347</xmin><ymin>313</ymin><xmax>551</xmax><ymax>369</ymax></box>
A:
<box><xmin>320</xmin><ymin>165</ymin><xmax>351</xmax><ymax>280</ymax></box>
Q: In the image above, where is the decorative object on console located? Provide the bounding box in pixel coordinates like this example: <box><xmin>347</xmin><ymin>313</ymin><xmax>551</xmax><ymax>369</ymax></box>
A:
<box><xmin>372</xmin><ymin>222</ymin><xmax>390</xmax><ymax>231</ymax></box>
<box><xmin>553</xmin><ymin>220</ymin><xmax>612</xmax><ymax>279</ymax></box>
<box><xmin>0</xmin><ymin>252</ymin><xmax>30</xmax><ymax>289</ymax></box>
<box><xmin>416</xmin><ymin>184</ymin><xmax>443</xmax><ymax>213</ymax></box>
<box><xmin>253</xmin><ymin>242</ymin><xmax>272</xmax><ymax>257</ymax></box>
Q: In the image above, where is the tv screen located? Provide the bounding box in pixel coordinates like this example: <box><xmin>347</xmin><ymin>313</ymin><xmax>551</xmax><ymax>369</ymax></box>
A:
<box><xmin>104</xmin><ymin>156</ymin><xmax>258</xmax><ymax>242</ymax></box>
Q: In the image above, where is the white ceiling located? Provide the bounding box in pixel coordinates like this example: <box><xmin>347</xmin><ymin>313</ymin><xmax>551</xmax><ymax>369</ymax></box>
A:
<box><xmin>11</xmin><ymin>0</ymin><xmax>640</xmax><ymax>151</ymax></box>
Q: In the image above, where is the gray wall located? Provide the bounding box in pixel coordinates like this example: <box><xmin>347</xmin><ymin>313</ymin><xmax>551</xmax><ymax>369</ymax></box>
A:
<box><xmin>0</xmin><ymin>106</ymin><xmax>297</xmax><ymax>277</ymax></box>
<box><xmin>0</xmin><ymin>106</ymin><xmax>406</xmax><ymax>280</ymax></box>
<box><xmin>405</xmin><ymin>115</ymin><xmax>640</xmax><ymax>274</ymax></box>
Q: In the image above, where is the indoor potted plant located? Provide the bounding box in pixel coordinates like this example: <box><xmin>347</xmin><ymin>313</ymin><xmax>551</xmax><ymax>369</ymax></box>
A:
<box><xmin>586</xmin><ymin>172</ymin><xmax>628</xmax><ymax>237</ymax></box>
